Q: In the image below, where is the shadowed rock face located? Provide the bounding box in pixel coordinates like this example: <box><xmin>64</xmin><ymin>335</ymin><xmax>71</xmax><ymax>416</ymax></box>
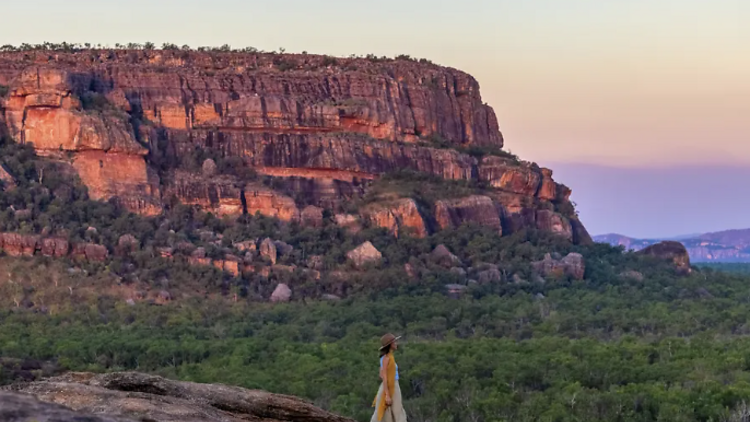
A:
<box><xmin>9</xmin><ymin>371</ymin><xmax>356</xmax><ymax>422</ymax></box>
<box><xmin>0</xmin><ymin>391</ymin><xmax>136</xmax><ymax>422</ymax></box>
<box><xmin>638</xmin><ymin>241</ymin><xmax>692</xmax><ymax>274</ymax></box>
<box><xmin>0</xmin><ymin>50</ymin><xmax>588</xmax><ymax>242</ymax></box>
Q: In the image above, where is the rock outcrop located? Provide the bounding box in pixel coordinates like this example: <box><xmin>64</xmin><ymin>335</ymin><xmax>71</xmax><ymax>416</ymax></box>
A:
<box><xmin>0</xmin><ymin>232</ymin><xmax>107</xmax><ymax>262</ymax></box>
<box><xmin>361</xmin><ymin>198</ymin><xmax>428</xmax><ymax>238</ymax></box>
<box><xmin>0</xmin><ymin>391</ymin><xmax>135</xmax><ymax>422</ymax></box>
<box><xmin>260</xmin><ymin>238</ymin><xmax>278</xmax><ymax>264</ymax></box>
<box><xmin>532</xmin><ymin>252</ymin><xmax>586</xmax><ymax>280</ymax></box>
<box><xmin>347</xmin><ymin>241</ymin><xmax>382</xmax><ymax>267</ymax></box>
<box><xmin>8</xmin><ymin>371</ymin><xmax>356</xmax><ymax>422</ymax></box>
<box><xmin>0</xmin><ymin>49</ymin><xmax>588</xmax><ymax>242</ymax></box>
<box><xmin>430</xmin><ymin>244</ymin><xmax>462</xmax><ymax>268</ymax></box>
<box><xmin>0</xmin><ymin>164</ymin><xmax>16</xmax><ymax>190</ymax></box>
<box><xmin>271</xmin><ymin>283</ymin><xmax>292</xmax><ymax>302</ymax></box>
<box><xmin>435</xmin><ymin>195</ymin><xmax>502</xmax><ymax>233</ymax></box>
<box><xmin>637</xmin><ymin>241</ymin><xmax>692</xmax><ymax>274</ymax></box>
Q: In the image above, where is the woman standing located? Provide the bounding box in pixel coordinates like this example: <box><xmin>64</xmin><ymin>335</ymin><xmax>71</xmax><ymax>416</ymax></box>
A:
<box><xmin>371</xmin><ymin>333</ymin><xmax>407</xmax><ymax>422</ymax></box>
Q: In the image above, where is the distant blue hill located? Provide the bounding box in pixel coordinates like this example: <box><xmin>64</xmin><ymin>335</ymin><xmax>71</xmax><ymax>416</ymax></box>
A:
<box><xmin>593</xmin><ymin>229</ymin><xmax>750</xmax><ymax>263</ymax></box>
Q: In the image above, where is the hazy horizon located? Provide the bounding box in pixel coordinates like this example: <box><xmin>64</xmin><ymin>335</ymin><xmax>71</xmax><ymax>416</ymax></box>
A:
<box><xmin>547</xmin><ymin>163</ymin><xmax>750</xmax><ymax>238</ymax></box>
<box><xmin>2</xmin><ymin>0</ymin><xmax>748</xmax><ymax>237</ymax></box>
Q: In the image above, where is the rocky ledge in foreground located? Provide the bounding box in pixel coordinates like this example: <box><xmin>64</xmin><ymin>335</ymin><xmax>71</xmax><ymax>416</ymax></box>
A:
<box><xmin>2</xmin><ymin>371</ymin><xmax>356</xmax><ymax>422</ymax></box>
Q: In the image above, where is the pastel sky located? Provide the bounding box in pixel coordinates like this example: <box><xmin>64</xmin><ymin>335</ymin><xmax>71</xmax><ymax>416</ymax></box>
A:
<box><xmin>2</xmin><ymin>0</ymin><xmax>749</xmax><ymax>236</ymax></box>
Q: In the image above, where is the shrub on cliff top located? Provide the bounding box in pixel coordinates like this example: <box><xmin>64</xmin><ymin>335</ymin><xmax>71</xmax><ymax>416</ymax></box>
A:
<box><xmin>422</xmin><ymin>134</ymin><xmax>520</xmax><ymax>162</ymax></box>
<box><xmin>0</xmin><ymin>85</ymin><xmax>9</xmax><ymax>97</ymax></box>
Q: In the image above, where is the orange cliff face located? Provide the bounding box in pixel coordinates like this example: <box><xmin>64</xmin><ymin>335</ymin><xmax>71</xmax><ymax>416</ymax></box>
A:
<box><xmin>0</xmin><ymin>66</ymin><xmax>161</xmax><ymax>215</ymax></box>
<box><xmin>0</xmin><ymin>50</ymin><xmax>590</xmax><ymax>243</ymax></box>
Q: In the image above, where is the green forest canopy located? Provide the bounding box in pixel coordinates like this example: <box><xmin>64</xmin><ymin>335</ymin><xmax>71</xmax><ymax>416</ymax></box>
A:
<box><xmin>3</xmin><ymin>135</ymin><xmax>750</xmax><ymax>421</ymax></box>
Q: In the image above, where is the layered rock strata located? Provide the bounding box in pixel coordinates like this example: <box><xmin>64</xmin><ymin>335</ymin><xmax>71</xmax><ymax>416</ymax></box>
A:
<box><xmin>0</xmin><ymin>50</ymin><xmax>588</xmax><ymax>242</ymax></box>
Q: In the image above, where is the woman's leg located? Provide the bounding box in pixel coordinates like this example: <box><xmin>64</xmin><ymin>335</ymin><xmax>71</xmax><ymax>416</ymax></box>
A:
<box><xmin>391</xmin><ymin>382</ymin><xmax>407</xmax><ymax>422</ymax></box>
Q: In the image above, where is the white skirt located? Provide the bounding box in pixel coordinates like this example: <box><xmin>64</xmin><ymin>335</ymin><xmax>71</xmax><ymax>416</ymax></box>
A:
<box><xmin>371</xmin><ymin>381</ymin><xmax>407</xmax><ymax>422</ymax></box>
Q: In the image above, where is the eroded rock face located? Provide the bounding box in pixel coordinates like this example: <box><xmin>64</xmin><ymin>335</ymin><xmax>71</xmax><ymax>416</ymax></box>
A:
<box><xmin>637</xmin><ymin>241</ymin><xmax>692</xmax><ymax>275</ymax></box>
<box><xmin>40</xmin><ymin>237</ymin><xmax>70</xmax><ymax>257</ymax></box>
<box><xmin>0</xmin><ymin>50</ymin><xmax>588</xmax><ymax>242</ymax></box>
<box><xmin>165</xmin><ymin>172</ymin><xmax>244</xmax><ymax>217</ymax></box>
<box><xmin>361</xmin><ymin>198</ymin><xmax>428</xmax><ymax>238</ymax></box>
<box><xmin>11</xmin><ymin>371</ymin><xmax>356</xmax><ymax>422</ymax></box>
<box><xmin>535</xmin><ymin>210</ymin><xmax>572</xmax><ymax>241</ymax></box>
<box><xmin>0</xmin><ymin>233</ymin><xmax>40</xmax><ymax>257</ymax></box>
<box><xmin>2</xmin><ymin>67</ymin><xmax>160</xmax><ymax>215</ymax></box>
<box><xmin>245</xmin><ymin>186</ymin><xmax>300</xmax><ymax>222</ymax></box>
<box><xmin>435</xmin><ymin>195</ymin><xmax>502</xmax><ymax>233</ymax></box>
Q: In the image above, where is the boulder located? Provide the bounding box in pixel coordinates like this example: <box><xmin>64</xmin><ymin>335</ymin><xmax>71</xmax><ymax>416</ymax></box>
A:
<box><xmin>306</xmin><ymin>255</ymin><xmax>325</xmax><ymax>270</ymax></box>
<box><xmin>233</xmin><ymin>240</ymin><xmax>257</xmax><ymax>252</ymax></box>
<box><xmin>221</xmin><ymin>254</ymin><xmax>242</xmax><ymax>277</ymax></box>
<box><xmin>0</xmin><ymin>233</ymin><xmax>40</xmax><ymax>257</ymax></box>
<box><xmin>271</xmin><ymin>283</ymin><xmax>292</xmax><ymax>303</ymax></box>
<box><xmin>72</xmin><ymin>243</ymin><xmax>108</xmax><ymax>262</ymax></box>
<box><xmin>334</xmin><ymin>214</ymin><xmax>361</xmax><ymax>233</ymax></box>
<box><xmin>301</xmin><ymin>205</ymin><xmax>325</xmax><ymax>227</ymax></box>
<box><xmin>478</xmin><ymin>268</ymin><xmax>502</xmax><ymax>284</ymax></box>
<box><xmin>637</xmin><ymin>241</ymin><xmax>692</xmax><ymax>275</ymax></box>
<box><xmin>202</xmin><ymin>158</ymin><xmax>218</xmax><ymax>176</ymax></box>
<box><xmin>117</xmin><ymin>234</ymin><xmax>139</xmax><ymax>255</ymax></box>
<box><xmin>260</xmin><ymin>238</ymin><xmax>277</xmax><ymax>264</ymax></box>
<box><xmin>532</xmin><ymin>252</ymin><xmax>585</xmax><ymax>280</ymax></box>
<box><xmin>0</xmin><ymin>164</ymin><xmax>16</xmax><ymax>190</ymax></box>
<box><xmin>560</xmin><ymin>253</ymin><xmax>585</xmax><ymax>280</ymax></box>
<box><xmin>10</xmin><ymin>371</ymin><xmax>356</xmax><ymax>422</ymax></box>
<box><xmin>40</xmin><ymin>237</ymin><xmax>70</xmax><ymax>257</ymax></box>
<box><xmin>347</xmin><ymin>241</ymin><xmax>382</xmax><ymax>267</ymax></box>
<box><xmin>430</xmin><ymin>244</ymin><xmax>462</xmax><ymax>268</ymax></box>
<box><xmin>188</xmin><ymin>247</ymin><xmax>212</xmax><ymax>266</ymax></box>
<box><xmin>274</xmin><ymin>240</ymin><xmax>294</xmax><ymax>257</ymax></box>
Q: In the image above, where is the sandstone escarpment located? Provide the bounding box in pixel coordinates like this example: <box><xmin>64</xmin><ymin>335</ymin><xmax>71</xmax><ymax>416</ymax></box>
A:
<box><xmin>1</xmin><ymin>67</ymin><xmax>161</xmax><ymax>215</ymax></box>
<box><xmin>0</xmin><ymin>49</ymin><xmax>588</xmax><ymax>242</ymax></box>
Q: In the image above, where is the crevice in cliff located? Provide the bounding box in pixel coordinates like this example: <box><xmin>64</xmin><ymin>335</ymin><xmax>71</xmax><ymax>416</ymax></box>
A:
<box><xmin>240</xmin><ymin>187</ymin><xmax>248</xmax><ymax>215</ymax></box>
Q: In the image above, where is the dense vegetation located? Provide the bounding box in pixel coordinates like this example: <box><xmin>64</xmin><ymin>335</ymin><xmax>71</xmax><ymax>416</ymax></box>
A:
<box><xmin>698</xmin><ymin>263</ymin><xmax>750</xmax><ymax>274</ymax></box>
<box><xmin>4</xmin><ymin>137</ymin><xmax>750</xmax><ymax>421</ymax></box>
<box><xmin>0</xmin><ymin>42</ymin><xmax>433</xmax><ymax>65</ymax></box>
<box><xmin>3</xmin><ymin>253</ymin><xmax>750</xmax><ymax>422</ymax></box>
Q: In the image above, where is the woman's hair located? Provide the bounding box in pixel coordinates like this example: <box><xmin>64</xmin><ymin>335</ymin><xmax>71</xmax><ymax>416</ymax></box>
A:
<box><xmin>379</xmin><ymin>344</ymin><xmax>391</xmax><ymax>357</ymax></box>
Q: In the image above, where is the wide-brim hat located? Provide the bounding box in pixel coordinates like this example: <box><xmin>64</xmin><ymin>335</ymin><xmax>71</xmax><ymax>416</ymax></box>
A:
<box><xmin>379</xmin><ymin>333</ymin><xmax>401</xmax><ymax>351</ymax></box>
